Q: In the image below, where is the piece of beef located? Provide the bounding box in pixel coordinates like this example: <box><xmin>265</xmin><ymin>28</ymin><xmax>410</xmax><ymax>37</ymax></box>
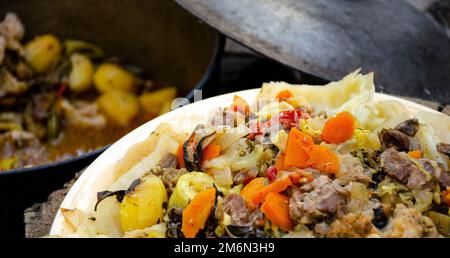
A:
<box><xmin>0</xmin><ymin>130</ymin><xmax>50</xmax><ymax>168</ymax></box>
<box><xmin>59</xmin><ymin>99</ymin><xmax>106</xmax><ymax>130</ymax></box>
<box><xmin>159</xmin><ymin>153</ymin><xmax>177</xmax><ymax>169</ymax></box>
<box><xmin>417</xmin><ymin>159</ymin><xmax>448</xmax><ymax>188</ymax></box>
<box><xmin>0</xmin><ymin>13</ymin><xmax>24</xmax><ymax>43</ymax></box>
<box><xmin>380</xmin><ymin>148</ymin><xmax>426</xmax><ymax>189</ymax></box>
<box><xmin>383</xmin><ymin>204</ymin><xmax>439</xmax><ymax>238</ymax></box>
<box><xmin>395</xmin><ymin>119</ymin><xmax>419</xmax><ymax>137</ymax></box>
<box><xmin>150</xmin><ymin>166</ymin><xmax>187</xmax><ymax>193</ymax></box>
<box><xmin>379</xmin><ymin>129</ymin><xmax>419</xmax><ymax>152</ymax></box>
<box><xmin>437</xmin><ymin>143</ymin><xmax>450</xmax><ymax>158</ymax></box>
<box><xmin>290</xmin><ymin>176</ymin><xmax>348</xmax><ymax>224</ymax></box>
<box><xmin>223</xmin><ymin>194</ymin><xmax>250</xmax><ymax>226</ymax></box>
<box><xmin>208</xmin><ymin>108</ymin><xmax>245</xmax><ymax>128</ymax></box>
<box><xmin>336</xmin><ymin>154</ymin><xmax>371</xmax><ymax>186</ymax></box>
<box><xmin>439</xmin><ymin>171</ymin><xmax>450</xmax><ymax>188</ymax></box>
<box><xmin>222</xmin><ymin>193</ymin><xmax>264</xmax><ymax>228</ymax></box>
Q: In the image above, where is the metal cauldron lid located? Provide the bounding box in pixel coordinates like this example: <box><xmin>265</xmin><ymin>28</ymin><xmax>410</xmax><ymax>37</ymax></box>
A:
<box><xmin>176</xmin><ymin>0</ymin><xmax>450</xmax><ymax>103</ymax></box>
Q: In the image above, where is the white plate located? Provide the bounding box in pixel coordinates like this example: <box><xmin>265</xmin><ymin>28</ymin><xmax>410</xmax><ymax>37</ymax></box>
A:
<box><xmin>49</xmin><ymin>89</ymin><xmax>441</xmax><ymax>236</ymax></box>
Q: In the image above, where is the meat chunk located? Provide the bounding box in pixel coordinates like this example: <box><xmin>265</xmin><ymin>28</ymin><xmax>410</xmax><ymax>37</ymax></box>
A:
<box><xmin>208</xmin><ymin>108</ymin><xmax>245</xmax><ymax>128</ymax></box>
<box><xmin>290</xmin><ymin>176</ymin><xmax>348</xmax><ymax>224</ymax></box>
<box><xmin>336</xmin><ymin>154</ymin><xmax>371</xmax><ymax>186</ymax></box>
<box><xmin>0</xmin><ymin>13</ymin><xmax>24</xmax><ymax>42</ymax></box>
<box><xmin>59</xmin><ymin>99</ymin><xmax>107</xmax><ymax>130</ymax></box>
<box><xmin>417</xmin><ymin>158</ymin><xmax>447</xmax><ymax>188</ymax></box>
<box><xmin>327</xmin><ymin>213</ymin><xmax>378</xmax><ymax>238</ymax></box>
<box><xmin>380</xmin><ymin>148</ymin><xmax>427</xmax><ymax>189</ymax></box>
<box><xmin>221</xmin><ymin>193</ymin><xmax>264</xmax><ymax>228</ymax></box>
<box><xmin>223</xmin><ymin>194</ymin><xmax>250</xmax><ymax>226</ymax></box>
<box><xmin>437</xmin><ymin>143</ymin><xmax>450</xmax><ymax>158</ymax></box>
<box><xmin>383</xmin><ymin>204</ymin><xmax>440</xmax><ymax>238</ymax></box>
<box><xmin>0</xmin><ymin>130</ymin><xmax>50</xmax><ymax>168</ymax></box>
<box><xmin>150</xmin><ymin>166</ymin><xmax>187</xmax><ymax>193</ymax></box>
<box><xmin>438</xmin><ymin>171</ymin><xmax>450</xmax><ymax>188</ymax></box>
<box><xmin>158</xmin><ymin>153</ymin><xmax>177</xmax><ymax>169</ymax></box>
<box><xmin>379</xmin><ymin>129</ymin><xmax>419</xmax><ymax>152</ymax></box>
<box><xmin>395</xmin><ymin>119</ymin><xmax>419</xmax><ymax>137</ymax></box>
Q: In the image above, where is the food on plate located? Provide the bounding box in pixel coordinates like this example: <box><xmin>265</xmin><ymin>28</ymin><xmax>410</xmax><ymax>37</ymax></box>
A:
<box><xmin>59</xmin><ymin>70</ymin><xmax>450</xmax><ymax>238</ymax></box>
<box><xmin>0</xmin><ymin>13</ymin><xmax>178</xmax><ymax>171</ymax></box>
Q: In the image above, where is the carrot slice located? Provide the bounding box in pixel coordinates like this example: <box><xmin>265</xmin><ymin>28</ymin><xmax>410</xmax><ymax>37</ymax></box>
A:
<box><xmin>231</xmin><ymin>95</ymin><xmax>249</xmax><ymax>115</ymax></box>
<box><xmin>308</xmin><ymin>145</ymin><xmax>340</xmax><ymax>174</ymax></box>
<box><xmin>177</xmin><ymin>143</ymin><xmax>185</xmax><ymax>169</ymax></box>
<box><xmin>284</xmin><ymin>128</ymin><xmax>314</xmax><ymax>169</ymax></box>
<box><xmin>275</xmin><ymin>153</ymin><xmax>286</xmax><ymax>170</ymax></box>
<box><xmin>261</xmin><ymin>193</ymin><xmax>293</xmax><ymax>231</ymax></box>
<box><xmin>261</xmin><ymin>176</ymin><xmax>293</xmax><ymax>197</ymax></box>
<box><xmin>289</xmin><ymin>170</ymin><xmax>314</xmax><ymax>185</ymax></box>
<box><xmin>202</xmin><ymin>144</ymin><xmax>221</xmax><ymax>163</ymax></box>
<box><xmin>276</xmin><ymin>90</ymin><xmax>294</xmax><ymax>100</ymax></box>
<box><xmin>443</xmin><ymin>187</ymin><xmax>450</xmax><ymax>207</ymax></box>
<box><xmin>240</xmin><ymin>177</ymin><xmax>266</xmax><ymax>209</ymax></box>
<box><xmin>182</xmin><ymin>188</ymin><xmax>216</xmax><ymax>238</ymax></box>
<box><xmin>407</xmin><ymin>150</ymin><xmax>422</xmax><ymax>159</ymax></box>
<box><xmin>321</xmin><ymin>112</ymin><xmax>356</xmax><ymax>144</ymax></box>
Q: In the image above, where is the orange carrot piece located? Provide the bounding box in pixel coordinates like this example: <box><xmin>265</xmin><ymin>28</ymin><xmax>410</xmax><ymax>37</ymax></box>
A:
<box><xmin>407</xmin><ymin>150</ymin><xmax>422</xmax><ymax>159</ymax></box>
<box><xmin>442</xmin><ymin>187</ymin><xmax>450</xmax><ymax>207</ymax></box>
<box><xmin>177</xmin><ymin>143</ymin><xmax>186</xmax><ymax>169</ymax></box>
<box><xmin>289</xmin><ymin>170</ymin><xmax>314</xmax><ymax>185</ymax></box>
<box><xmin>247</xmin><ymin>176</ymin><xmax>294</xmax><ymax>207</ymax></box>
<box><xmin>321</xmin><ymin>112</ymin><xmax>356</xmax><ymax>144</ymax></box>
<box><xmin>308</xmin><ymin>145</ymin><xmax>340</xmax><ymax>174</ymax></box>
<box><xmin>202</xmin><ymin>144</ymin><xmax>221</xmax><ymax>163</ymax></box>
<box><xmin>231</xmin><ymin>95</ymin><xmax>250</xmax><ymax>115</ymax></box>
<box><xmin>261</xmin><ymin>176</ymin><xmax>293</xmax><ymax>197</ymax></box>
<box><xmin>275</xmin><ymin>153</ymin><xmax>286</xmax><ymax>170</ymax></box>
<box><xmin>276</xmin><ymin>90</ymin><xmax>294</xmax><ymax>100</ymax></box>
<box><xmin>182</xmin><ymin>188</ymin><xmax>216</xmax><ymax>238</ymax></box>
<box><xmin>284</xmin><ymin>128</ymin><xmax>314</xmax><ymax>169</ymax></box>
<box><xmin>240</xmin><ymin>177</ymin><xmax>266</xmax><ymax>209</ymax></box>
<box><xmin>261</xmin><ymin>193</ymin><xmax>293</xmax><ymax>231</ymax></box>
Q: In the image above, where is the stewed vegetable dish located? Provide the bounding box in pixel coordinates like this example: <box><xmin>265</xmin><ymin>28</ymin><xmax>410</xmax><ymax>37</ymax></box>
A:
<box><xmin>0</xmin><ymin>13</ymin><xmax>177</xmax><ymax>170</ymax></box>
<box><xmin>59</xmin><ymin>71</ymin><xmax>450</xmax><ymax>238</ymax></box>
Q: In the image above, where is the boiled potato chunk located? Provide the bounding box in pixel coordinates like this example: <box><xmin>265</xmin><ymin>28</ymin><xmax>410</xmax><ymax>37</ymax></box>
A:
<box><xmin>24</xmin><ymin>34</ymin><xmax>62</xmax><ymax>73</ymax></box>
<box><xmin>120</xmin><ymin>174</ymin><xmax>167</xmax><ymax>231</ymax></box>
<box><xmin>139</xmin><ymin>87</ymin><xmax>177</xmax><ymax>114</ymax></box>
<box><xmin>68</xmin><ymin>53</ymin><xmax>94</xmax><ymax>93</ymax></box>
<box><xmin>97</xmin><ymin>90</ymin><xmax>140</xmax><ymax>127</ymax></box>
<box><xmin>168</xmin><ymin>172</ymin><xmax>214</xmax><ymax>209</ymax></box>
<box><xmin>94</xmin><ymin>63</ymin><xmax>135</xmax><ymax>93</ymax></box>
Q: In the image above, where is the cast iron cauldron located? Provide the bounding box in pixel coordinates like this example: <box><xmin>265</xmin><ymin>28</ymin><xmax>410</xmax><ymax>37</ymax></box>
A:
<box><xmin>0</xmin><ymin>0</ymin><xmax>224</xmax><ymax>237</ymax></box>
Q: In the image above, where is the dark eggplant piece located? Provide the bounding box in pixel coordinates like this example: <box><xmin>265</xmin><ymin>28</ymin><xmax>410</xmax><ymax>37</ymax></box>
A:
<box><xmin>94</xmin><ymin>190</ymin><xmax>125</xmax><ymax>211</ymax></box>
<box><xmin>395</xmin><ymin>118</ymin><xmax>419</xmax><ymax>137</ymax></box>
<box><xmin>437</xmin><ymin>143</ymin><xmax>450</xmax><ymax>158</ymax></box>
<box><xmin>93</xmin><ymin>178</ymin><xmax>141</xmax><ymax>211</ymax></box>
<box><xmin>167</xmin><ymin>208</ymin><xmax>184</xmax><ymax>238</ymax></box>
<box><xmin>226</xmin><ymin>225</ymin><xmax>268</xmax><ymax>238</ymax></box>
<box><xmin>372</xmin><ymin>207</ymin><xmax>388</xmax><ymax>229</ymax></box>
<box><xmin>183</xmin><ymin>125</ymin><xmax>215</xmax><ymax>171</ymax></box>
